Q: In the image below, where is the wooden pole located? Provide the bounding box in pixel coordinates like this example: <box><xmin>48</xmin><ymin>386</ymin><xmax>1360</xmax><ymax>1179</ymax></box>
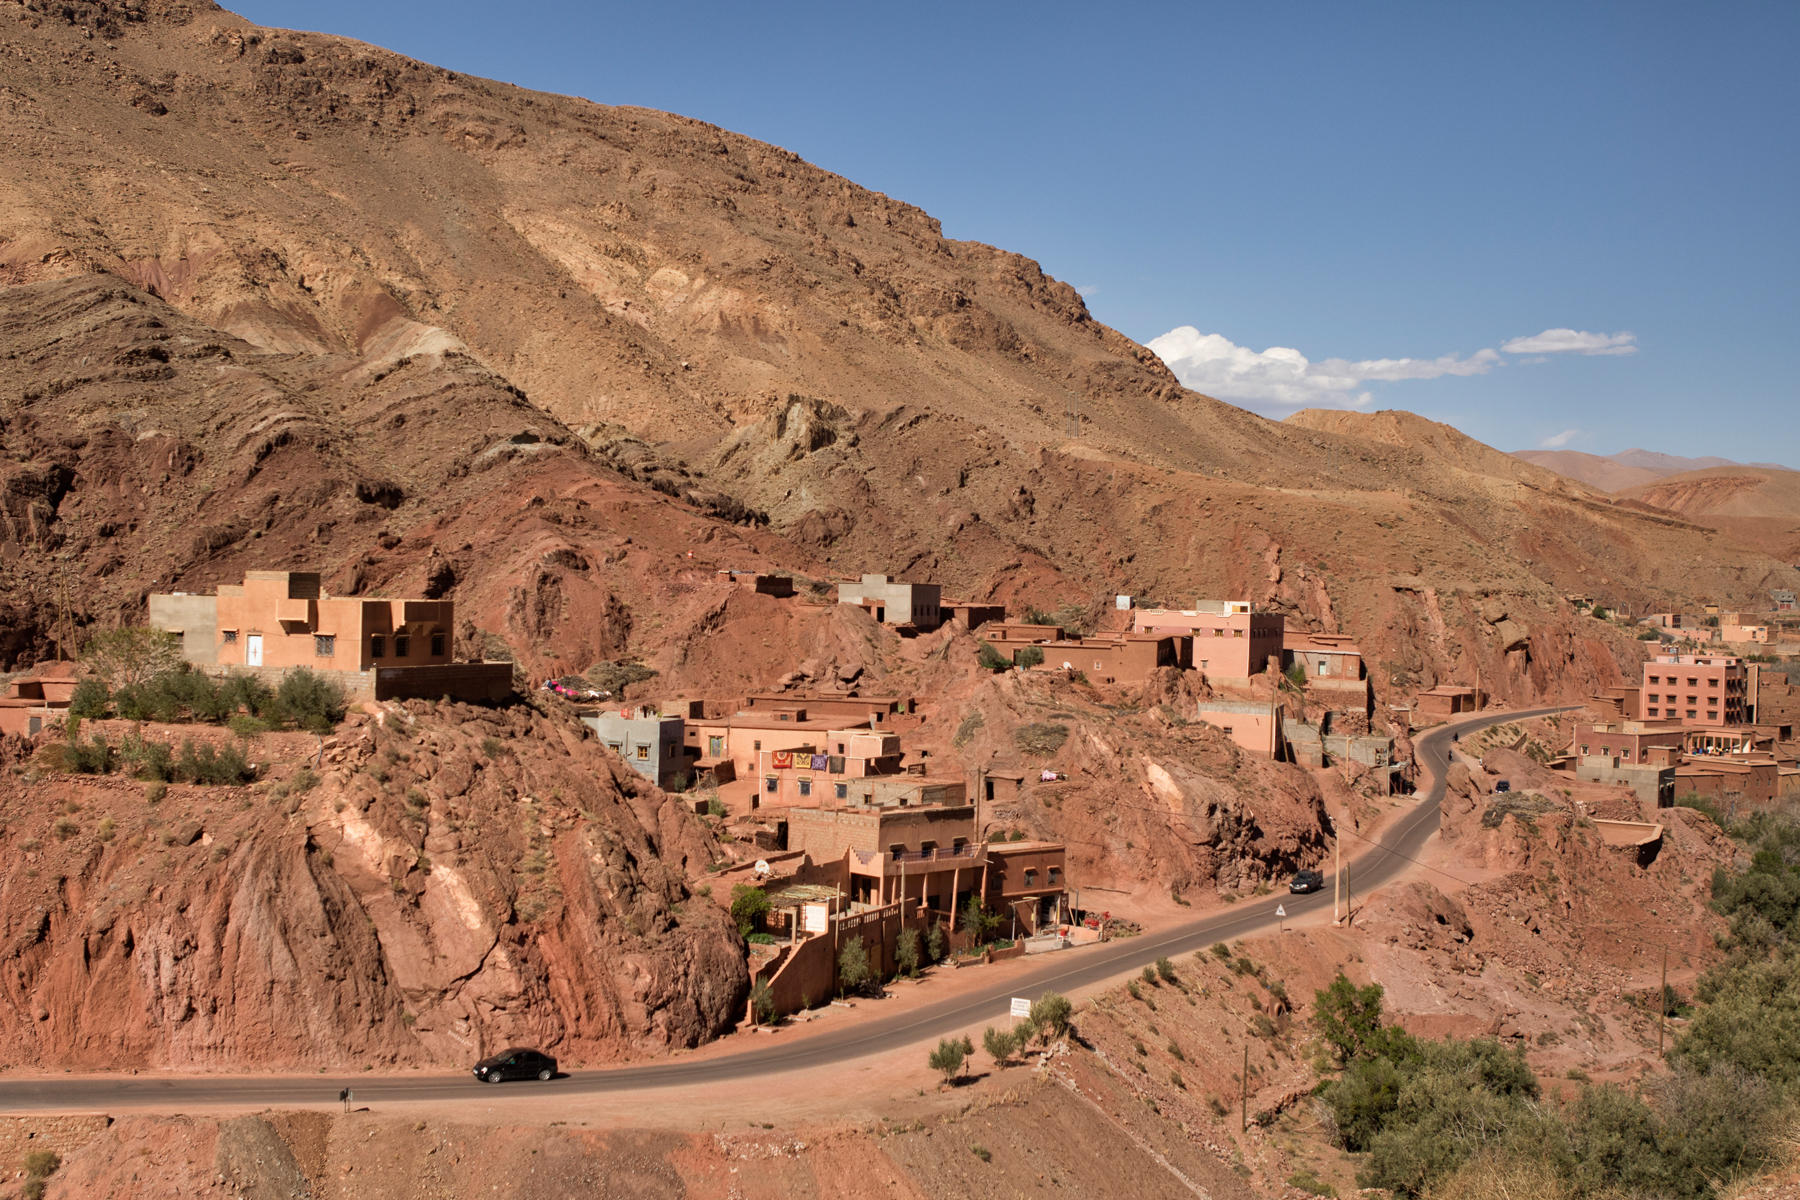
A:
<box><xmin>1333</xmin><ymin>815</ymin><xmax>1342</xmax><ymax>925</ymax></box>
<box><xmin>1241</xmin><ymin>1043</ymin><xmax>1249</xmax><ymax>1132</ymax></box>
<box><xmin>1658</xmin><ymin>947</ymin><xmax>1668</xmax><ymax>1057</ymax></box>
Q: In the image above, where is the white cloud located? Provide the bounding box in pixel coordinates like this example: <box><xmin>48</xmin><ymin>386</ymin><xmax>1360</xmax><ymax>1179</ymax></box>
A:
<box><xmin>1145</xmin><ymin>326</ymin><xmax>1500</xmax><ymax>412</ymax></box>
<box><xmin>1538</xmin><ymin>428</ymin><xmax>1583</xmax><ymax>449</ymax></box>
<box><xmin>1501</xmin><ymin>328</ymin><xmax>1637</xmax><ymax>356</ymax></box>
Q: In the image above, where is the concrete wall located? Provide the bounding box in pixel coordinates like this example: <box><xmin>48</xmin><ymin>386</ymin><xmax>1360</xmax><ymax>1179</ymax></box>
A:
<box><xmin>1577</xmin><ymin>755</ymin><xmax>1675</xmax><ymax>810</ymax></box>
<box><xmin>1198</xmin><ymin>699</ymin><xmax>1280</xmax><ymax>758</ymax></box>
<box><xmin>836</xmin><ymin>575</ymin><xmax>942</xmax><ymax>628</ymax></box>
<box><xmin>148</xmin><ymin>593</ymin><xmax>221</xmax><ymax>667</ymax></box>
<box><xmin>759</xmin><ymin>900</ymin><xmax>928</xmax><ymax>1018</ymax></box>
<box><xmin>375</xmin><ymin>662</ymin><xmax>513</xmax><ymax>703</ymax></box>
<box><xmin>580</xmin><ymin>710</ymin><xmax>686</xmax><ymax>789</ymax></box>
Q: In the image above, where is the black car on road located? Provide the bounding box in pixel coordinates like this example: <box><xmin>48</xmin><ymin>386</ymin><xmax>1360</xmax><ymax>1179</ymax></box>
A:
<box><xmin>1289</xmin><ymin>869</ymin><xmax>1325</xmax><ymax>894</ymax></box>
<box><xmin>472</xmin><ymin>1048</ymin><xmax>557</xmax><ymax>1084</ymax></box>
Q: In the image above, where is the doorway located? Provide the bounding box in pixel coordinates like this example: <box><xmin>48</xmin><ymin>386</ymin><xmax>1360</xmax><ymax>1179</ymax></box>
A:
<box><xmin>247</xmin><ymin>633</ymin><xmax>263</xmax><ymax>666</ymax></box>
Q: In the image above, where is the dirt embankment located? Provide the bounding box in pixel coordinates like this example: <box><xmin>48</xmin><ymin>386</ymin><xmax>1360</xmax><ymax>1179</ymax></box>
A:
<box><xmin>0</xmin><ymin>700</ymin><xmax>746</xmax><ymax>1071</ymax></box>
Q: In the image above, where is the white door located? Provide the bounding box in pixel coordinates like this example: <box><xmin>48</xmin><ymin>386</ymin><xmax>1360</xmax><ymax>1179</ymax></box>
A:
<box><xmin>247</xmin><ymin>634</ymin><xmax>263</xmax><ymax>666</ymax></box>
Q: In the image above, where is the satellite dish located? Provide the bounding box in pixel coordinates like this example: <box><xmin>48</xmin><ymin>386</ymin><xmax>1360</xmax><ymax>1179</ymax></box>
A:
<box><xmin>754</xmin><ymin>859</ymin><xmax>770</xmax><ymax>877</ymax></box>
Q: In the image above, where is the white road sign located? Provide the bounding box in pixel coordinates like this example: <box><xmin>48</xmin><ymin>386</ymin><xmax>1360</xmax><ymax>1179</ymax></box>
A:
<box><xmin>1010</xmin><ymin>997</ymin><xmax>1032</xmax><ymax>1019</ymax></box>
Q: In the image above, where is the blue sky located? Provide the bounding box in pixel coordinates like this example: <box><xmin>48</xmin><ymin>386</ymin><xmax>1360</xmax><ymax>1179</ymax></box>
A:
<box><xmin>233</xmin><ymin>1</ymin><xmax>1800</xmax><ymax>465</ymax></box>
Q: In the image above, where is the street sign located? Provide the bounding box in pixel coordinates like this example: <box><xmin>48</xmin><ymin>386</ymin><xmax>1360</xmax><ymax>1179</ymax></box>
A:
<box><xmin>1009</xmin><ymin>997</ymin><xmax>1032</xmax><ymax>1019</ymax></box>
<box><xmin>1275</xmin><ymin>905</ymin><xmax>1286</xmax><ymax>918</ymax></box>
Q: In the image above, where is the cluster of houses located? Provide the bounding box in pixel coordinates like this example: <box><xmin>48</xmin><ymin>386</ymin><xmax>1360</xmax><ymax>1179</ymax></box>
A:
<box><xmin>1563</xmin><ymin>653</ymin><xmax>1799</xmax><ymax>815</ymax></box>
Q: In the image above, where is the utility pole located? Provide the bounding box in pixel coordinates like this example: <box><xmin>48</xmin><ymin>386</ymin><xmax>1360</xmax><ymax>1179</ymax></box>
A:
<box><xmin>1345</xmin><ymin>864</ymin><xmax>1353</xmax><ymax>926</ymax></box>
<box><xmin>1333</xmin><ymin>817</ymin><xmax>1342</xmax><ymax>925</ymax></box>
<box><xmin>1658</xmin><ymin>947</ymin><xmax>1669</xmax><ymax>1057</ymax></box>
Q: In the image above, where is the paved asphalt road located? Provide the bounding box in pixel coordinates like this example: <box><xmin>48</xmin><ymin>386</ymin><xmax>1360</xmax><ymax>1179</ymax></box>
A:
<box><xmin>0</xmin><ymin>706</ymin><xmax>1568</xmax><ymax>1113</ymax></box>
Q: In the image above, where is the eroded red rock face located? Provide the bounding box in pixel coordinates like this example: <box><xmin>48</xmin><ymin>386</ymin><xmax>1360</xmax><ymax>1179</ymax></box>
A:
<box><xmin>0</xmin><ymin>702</ymin><xmax>745</xmax><ymax>1070</ymax></box>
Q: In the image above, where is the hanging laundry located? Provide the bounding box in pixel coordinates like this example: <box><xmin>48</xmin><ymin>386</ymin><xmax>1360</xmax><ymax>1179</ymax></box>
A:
<box><xmin>772</xmin><ymin>751</ymin><xmax>793</xmax><ymax>769</ymax></box>
<box><xmin>810</xmin><ymin>754</ymin><xmax>828</xmax><ymax>771</ymax></box>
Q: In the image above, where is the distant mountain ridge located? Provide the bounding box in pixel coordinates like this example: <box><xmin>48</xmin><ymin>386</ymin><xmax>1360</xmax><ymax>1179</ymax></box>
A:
<box><xmin>1514</xmin><ymin>447</ymin><xmax>1793</xmax><ymax>492</ymax></box>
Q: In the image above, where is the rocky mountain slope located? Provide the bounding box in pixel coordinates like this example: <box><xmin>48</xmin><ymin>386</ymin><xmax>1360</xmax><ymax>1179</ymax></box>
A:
<box><xmin>2</xmin><ymin>0</ymin><xmax>1796</xmax><ymax>709</ymax></box>
<box><xmin>1615</xmin><ymin>465</ymin><xmax>1800</xmax><ymax>562</ymax></box>
<box><xmin>0</xmin><ymin>701</ymin><xmax>745</xmax><ymax>1070</ymax></box>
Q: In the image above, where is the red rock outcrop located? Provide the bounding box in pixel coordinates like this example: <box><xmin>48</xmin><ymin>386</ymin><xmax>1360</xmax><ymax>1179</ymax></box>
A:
<box><xmin>0</xmin><ymin>701</ymin><xmax>745</xmax><ymax>1070</ymax></box>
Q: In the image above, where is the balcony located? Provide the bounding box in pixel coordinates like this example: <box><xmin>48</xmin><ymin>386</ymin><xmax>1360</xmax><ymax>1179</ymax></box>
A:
<box><xmin>851</xmin><ymin>845</ymin><xmax>984</xmax><ymax>875</ymax></box>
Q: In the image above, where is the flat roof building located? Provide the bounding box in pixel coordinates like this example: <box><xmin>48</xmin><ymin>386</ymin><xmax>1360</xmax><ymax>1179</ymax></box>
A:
<box><xmin>1642</xmin><ymin>654</ymin><xmax>1747</xmax><ymax>726</ymax></box>
<box><xmin>836</xmin><ymin>575</ymin><xmax>943</xmax><ymax>630</ymax></box>
<box><xmin>148</xmin><ymin>571</ymin><xmax>512</xmax><ymax>701</ymax></box>
<box><xmin>1133</xmin><ymin>601</ymin><xmax>1281</xmax><ymax>683</ymax></box>
<box><xmin>579</xmin><ymin>704</ymin><xmax>688</xmax><ymax>791</ymax></box>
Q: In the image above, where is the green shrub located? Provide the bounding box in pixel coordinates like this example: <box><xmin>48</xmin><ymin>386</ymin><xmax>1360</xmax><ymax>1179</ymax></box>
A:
<box><xmin>976</xmin><ymin>641</ymin><xmax>1011</xmax><ymax>672</ymax></box>
<box><xmin>62</xmin><ymin>731</ymin><xmax>114</xmax><ymax>774</ymax></box>
<box><xmin>926</xmin><ymin>922</ymin><xmax>948</xmax><ymax>963</ymax></box>
<box><xmin>952</xmin><ymin>710</ymin><xmax>985</xmax><ymax>747</ymax></box>
<box><xmin>1015</xmin><ymin>644</ymin><xmax>1045</xmax><ymax>668</ymax></box>
<box><xmin>729</xmin><ymin>884</ymin><xmax>771</xmax><ymax>937</ymax></box>
<box><xmin>68</xmin><ymin>677</ymin><xmax>109</xmax><ymax>718</ymax></box>
<box><xmin>1029</xmin><ymin>992</ymin><xmax>1073</xmax><ymax>1040</ymax></box>
<box><xmin>273</xmin><ymin>668</ymin><xmax>346</xmax><ymax>733</ymax></box>
<box><xmin>228</xmin><ymin>714</ymin><xmax>270</xmax><ymax>738</ymax></box>
<box><xmin>220</xmin><ymin>672</ymin><xmax>274</xmax><ymax>718</ymax></box>
<box><xmin>172</xmin><ymin>738</ymin><xmax>255</xmax><ymax>786</ymax></box>
<box><xmin>82</xmin><ymin>627</ymin><xmax>182</xmax><ymax>690</ymax></box>
<box><xmin>705</xmin><ymin>795</ymin><xmax>727</xmax><ymax>818</ymax></box>
<box><xmin>1286</xmin><ymin>1169</ymin><xmax>1335</xmax><ymax>1197</ymax></box>
<box><xmin>119</xmin><ymin>732</ymin><xmax>173</xmax><ymax>782</ymax></box>
<box><xmin>1155</xmin><ymin>956</ymin><xmax>1177</xmax><ymax>984</ymax></box>
<box><xmin>983</xmin><ymin>1025</ymin><xmax>1016</xmax><ymax>1066</ymax></box>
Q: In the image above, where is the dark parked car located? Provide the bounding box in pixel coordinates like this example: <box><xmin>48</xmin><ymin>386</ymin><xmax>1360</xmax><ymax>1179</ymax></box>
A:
<box><xmin>1289</xmin><ymin>869</ymin><xmax>1325</xmax><ymax>894</ymax></box>
<box><xmin>472</xmin><ymin>1048</ymin><xmax>557</xmax><ymax>1084</ymax></box>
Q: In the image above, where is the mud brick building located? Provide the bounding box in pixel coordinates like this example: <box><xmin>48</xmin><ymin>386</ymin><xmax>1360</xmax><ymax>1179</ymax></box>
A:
<box><xmin>149</xmin><ymin>570</ymin><xmax>512</xmax><ymax>701</ymax></box>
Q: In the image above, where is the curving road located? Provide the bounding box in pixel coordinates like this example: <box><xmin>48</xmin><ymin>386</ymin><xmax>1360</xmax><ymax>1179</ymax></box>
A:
<box><xmin>0</xmin><ymin>706</ymin><xmax>1567</xmax><ymax>1113</ymax></box>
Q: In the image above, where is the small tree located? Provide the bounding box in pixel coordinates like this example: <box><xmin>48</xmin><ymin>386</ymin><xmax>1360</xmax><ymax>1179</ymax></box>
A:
<box><xmin>1285</xmin><ymin>660</ymin><xmax>1309</xmax><ymax>689</ymax></box>
<box><xmin>837</xmin><ymin>936</ymin><xmax>873</xmax><ymax>997</ymax></box>
<box><xmin>929</xmin><ymin>1035</ymin><xmax>973</xmax><ymax>1083</ymax></box>
<box><xmin>896</xmin><ymin>926</ymin><xmax>922</xmax><ymax>978</ymax></box>
<box><xmin>83</xmin><ymin>627</ymin><xmax>183</xmax><ymax>691</ymax></box>
<box><xmin>961</xmin><ymin>895</ymin><xmax>1000</xmax><ymax>945</ymax></box>
<box><xmin>1015</xmin><ymin>644</ymin><xmax>1045</xmax><ymax>668</ymax></box>
<box><xmin>1030</xmin><ymin>992</ymin><xmax>1073</xmax><ymax>1041</ymax></box>
<box><xmin>1155</xmin><ymin>956</ymin><xmax>1177</xmax><ymax>984</ymax></box>
<box><xmin>926</xmin><ymin>922</ymin><xmax>948</xmax><ymax>963</ymax></box>
<box><xmin>983</xmin><ymin>1025</ymin><xmax>1017</xmax><ymax>1066</ymax></box>
<box><xmin>976</xmin><ymin>641</ymin><xmax>1011</xmax><ymax>672</ymax></box>
<box><xmin>749</xmin><ymin>977</ymin><xmax>776</xmax><ymax>1025</ymax></box>
<box><xmin>1315</xmin><ymin>972</ymin><xmax>1392</xmax><ymax>1067</ymax></box>
<box><xmin>729</xmin><ymin>884</ymin><xmax>771</xmax><ymax>937</ymax></box>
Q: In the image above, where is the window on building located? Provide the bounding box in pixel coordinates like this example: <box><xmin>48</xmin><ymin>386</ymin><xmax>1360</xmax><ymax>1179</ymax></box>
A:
<box><xmin>636</xmin><ymin>745</ymin><xmax>650</xmax><ymax>760</ymax></box>
<box><xmin>1687</xmin><ymin>710</ymin><xmax>1697</xmax><ymax>719</ymax></box>
<box><xmin>1646</xmin><ymin>708</ymin><xmax>1658</xmax><ymax>717</ymax></box>
<box><xmin>1023</xmin><ymin>869</ymin><xmax>1038</xmax><ymax>886</ymax></box>
<box><xmin>765</xmin><ymin>776</ymin><xmax>777</xmax><ymax>793</ymax></box>
<box><xmin>1581</xmin><ymin>744</ymin><xmax>1589</xmax><ymax>754</ymax></box>
<box><xmin>1317</xmin><ymin>658</ymin><xmax>1328</xmax><ymax>675</ymax></box>
<box><xmin>754</xmin><ymin>739</ymin><xmax>762</xmax><ymax>752</ymax></box>
<box><xmin>370</xmin><ymin>634</ymin><xmax>385</xmax><ymax>658</ymax></box>
<box><xmin>708</xmin><ymin>736</ymin><xmax>723</xmax><ymax>758</ymax></box>
<box><xmin>395</xmin><ymin>635</ymin><xmax>410</xmax><ymax>658</ymax></box>
<box><xmin>835</xmin><ymin>783</ymin><xmax>848</xmax><ymax>800</ymax></box>
<box><xmin>221</xmin><ymin>629</ymin><xmax>238</xmax><ymax>644</ymax></box>
<box><xmin>798</xmin><ymin>778</ymin><xmax>812</xmax><ymax>797</ymax></box>
<box><xmin>430</xmin><ymin>633</ymin><xmax>446</xmax><ymax>657</ymax></box>
<box><xmin>313</xmin><ymin>634</ymin><xmax>336</xmax><ymax>657</ymax></box>
<box><xmin>836</xmin><ymin>743</ymin><xmax>846</xmax><ymax>754</ymax></box>
<box><xmin>1048</xmin><ymin>867</ymin><xmax>1061</xmax><ymax>884</ymax></box>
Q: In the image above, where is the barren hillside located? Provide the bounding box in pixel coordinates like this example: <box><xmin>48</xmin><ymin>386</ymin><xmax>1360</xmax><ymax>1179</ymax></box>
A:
<box><xmin>1617</xmin><ymin>465</ymin><xmax>1800</xmax><ymax>561</ymax></box>
<box><xmin>2</xmin><ymin>0</ymin><xmax>1795</xmax><ymax>708</ymax></box>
